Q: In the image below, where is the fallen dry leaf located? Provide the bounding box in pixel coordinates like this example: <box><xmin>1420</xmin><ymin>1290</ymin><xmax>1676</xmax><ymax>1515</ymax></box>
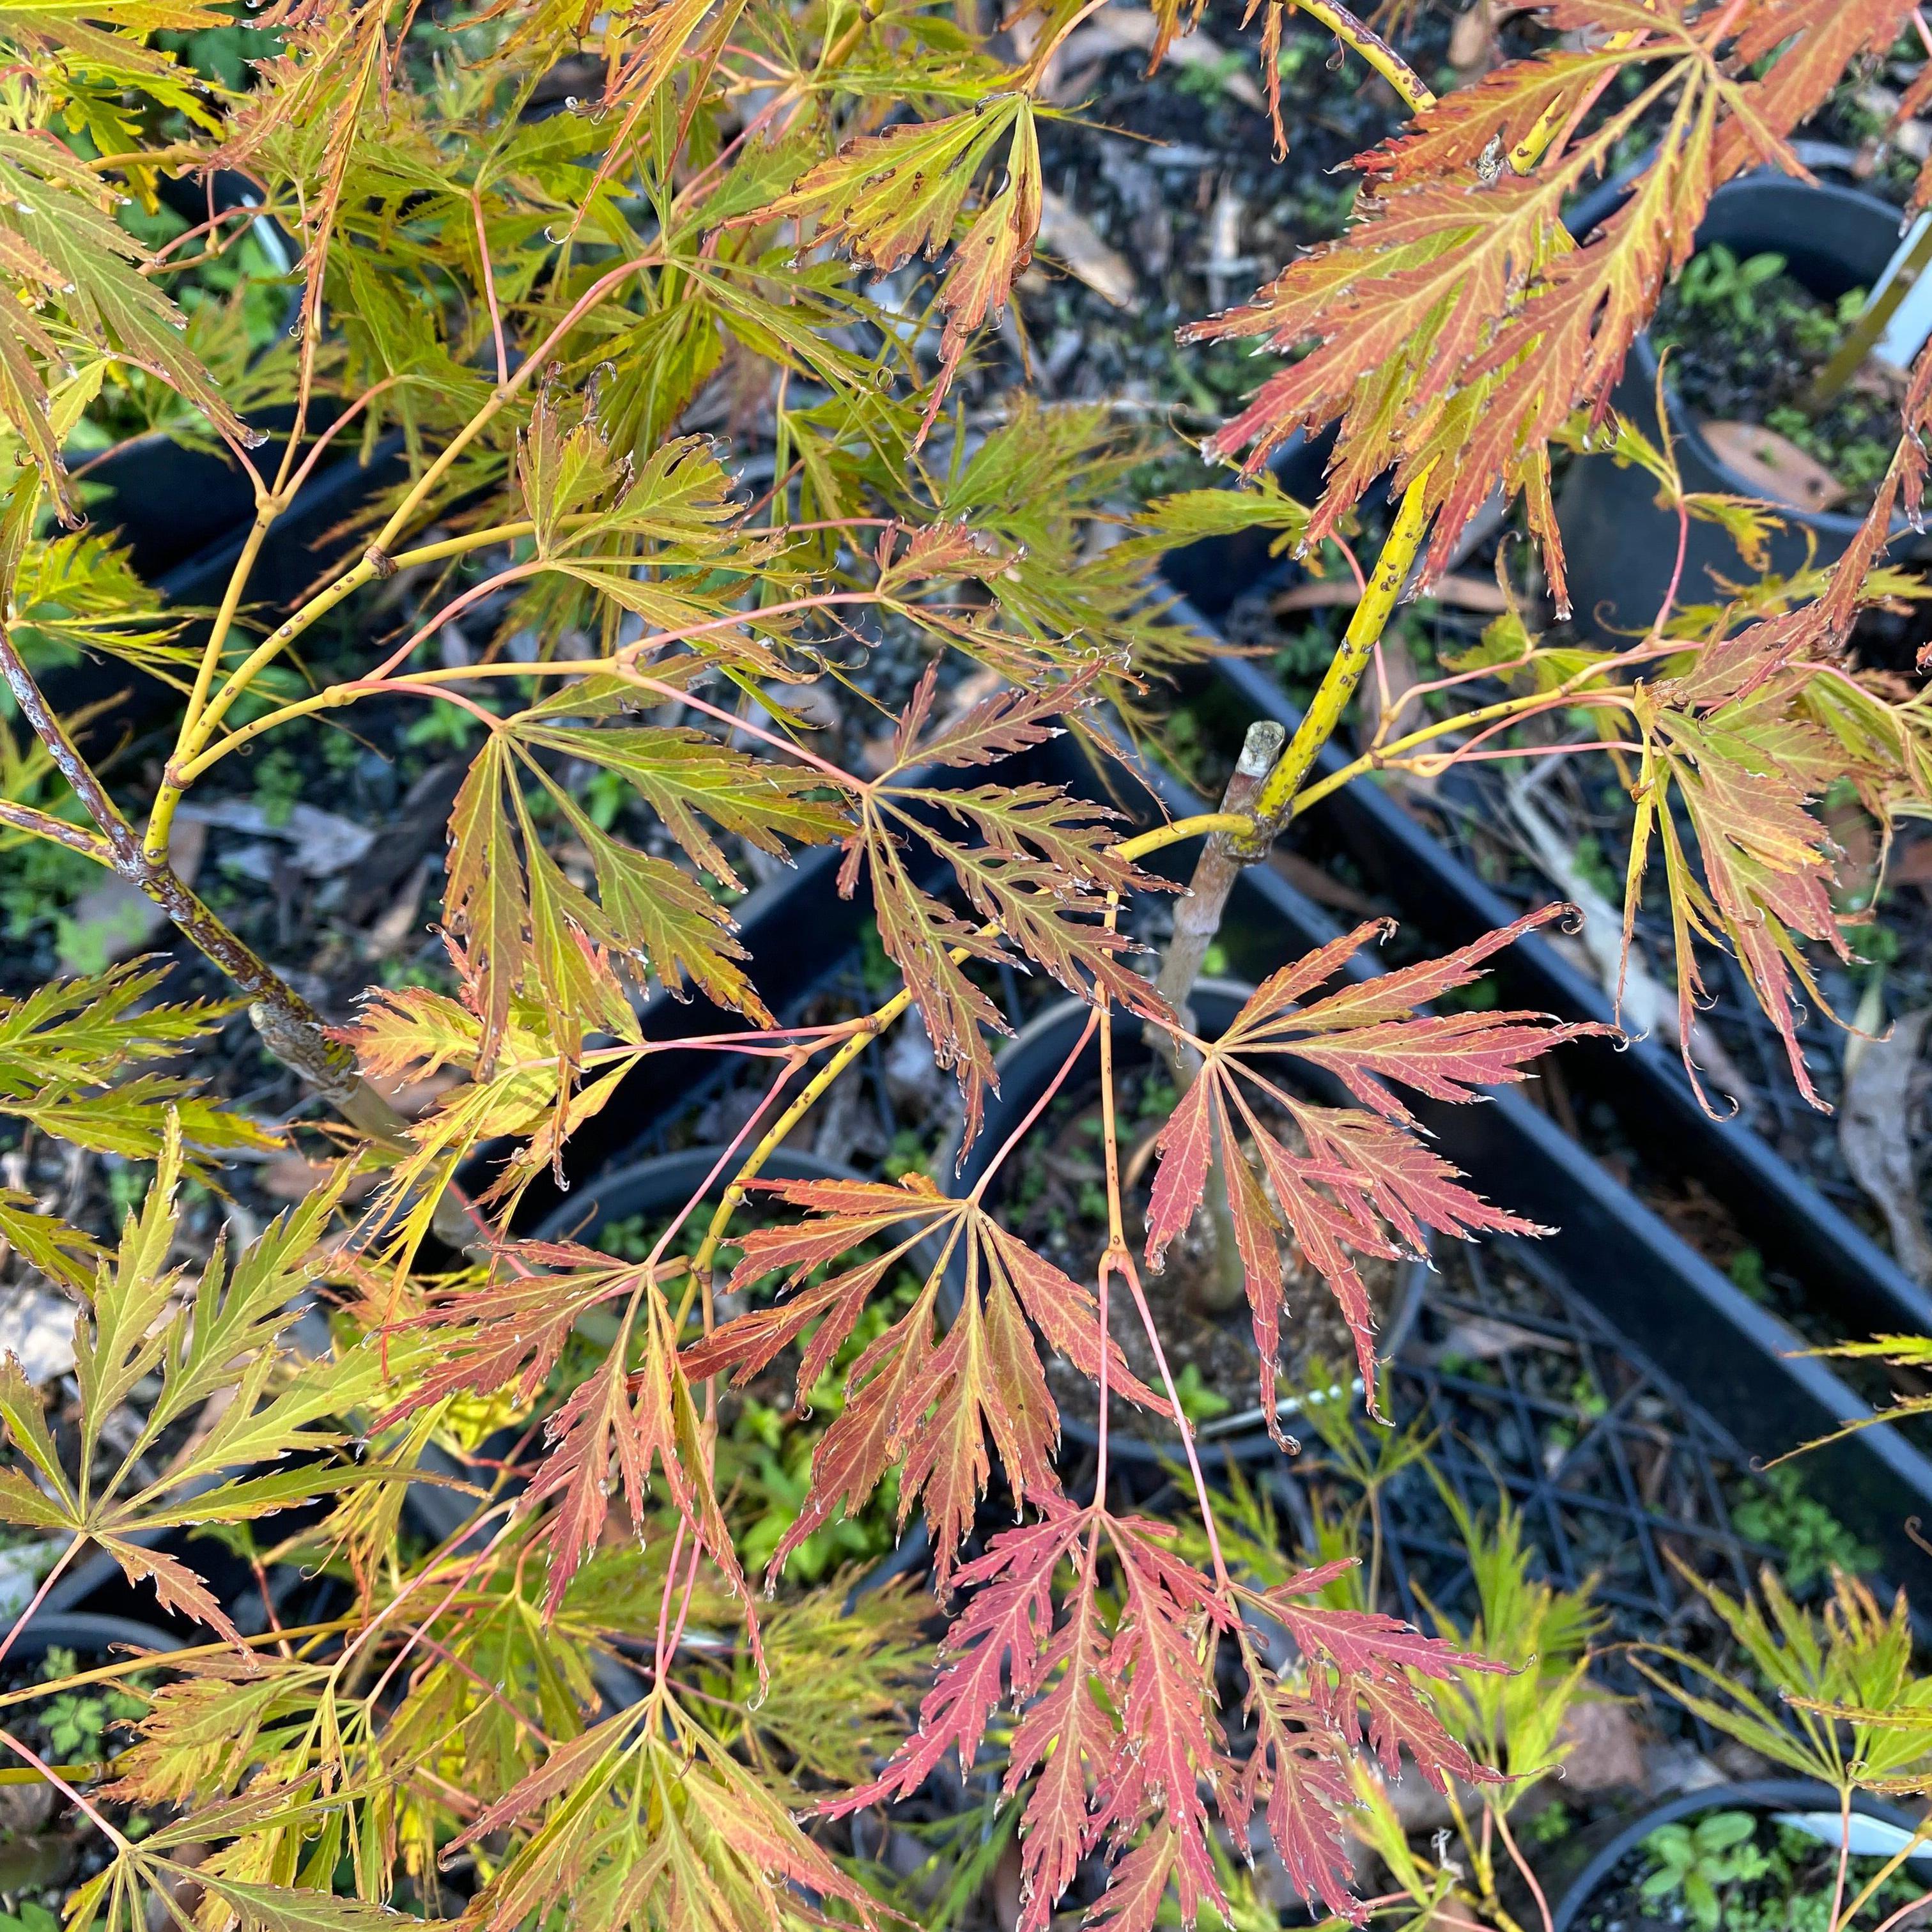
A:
<box><xmin>1425</xmin><ymin>1313</ymin><xmax>1570</xmax><ymax>1366</ymax></box>
<box><xmin>176</xmin><ymin>798</ymin><xmax>378</xmax><ymax>877</ymax></box>
<box><xmin>1701</xmin><ymin>420</ymin><xmax>1848</xmax><ymax>514</ymax></box>
<box><xmin>1840</xmin><ymin>1005</ymin><xmax>1932</xmax><ymax>1285</ymax></box>
<box><xmin>1037</xmin><ymin>188</ymin><xmax>1136</xmax><ymax>307</ymax></box>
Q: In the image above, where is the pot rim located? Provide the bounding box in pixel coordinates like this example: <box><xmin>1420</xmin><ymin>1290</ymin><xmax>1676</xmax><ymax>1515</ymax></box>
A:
<box><xmin>5</xmin><ymin>1609</ymin><xmax>185</xmax><ymax>1662</ymax></box>
<box><xmin>1550</xmin><ymin>1776</ymin><xmax>1932</xmax><ymax>1931</ymax></box>
<box><xmin>1567</xmin><ymin>164</ymin><xmax>1910</xmax><ymax>539</ymax></box>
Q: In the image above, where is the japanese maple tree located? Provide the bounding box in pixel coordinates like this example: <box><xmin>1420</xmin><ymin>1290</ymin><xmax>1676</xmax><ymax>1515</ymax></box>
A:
<box><xmin>0</xmin><ymin>4</ymin><xmax>1926</xmax><ymax>1932</ymax></box>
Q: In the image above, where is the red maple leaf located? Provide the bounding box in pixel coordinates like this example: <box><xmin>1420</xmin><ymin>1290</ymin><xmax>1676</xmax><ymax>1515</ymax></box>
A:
<box><xmin>683</xmin><ymin>1179</ymin><xmax>1159</xmax><ymax>1580</ymax></box>
<box><xmin>1144</xmin><ymin>908</ymin><xmax>1607</xmax><ymax>1428</ymax></box>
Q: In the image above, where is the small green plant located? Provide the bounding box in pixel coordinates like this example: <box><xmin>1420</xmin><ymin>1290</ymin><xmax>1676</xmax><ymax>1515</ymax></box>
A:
<box><xmin>1731</xmin><ymin>1465</ymin><xmax>1878</xmax><ymax>1592</ymax></box>
<box><xmin>36</xmin><ymin>1650</ymin><xmax>145</xmax><ymax>1765</ymax></box>
<box><xmin>1637</xmin><ymin>1570</ymin><xmax>1932</xmax><ymax>1931</ymax></box>
<box><xmin>1171</xmin><ymin>1361</ymin><xmax>1233</xmax><ymax>1424</ymax></box>
<box><xmin>1669</xmin><ymin>244</ymin><xmax>1790</xmax><ymax>330</ymax></box>
<box><xmin>1638</xmin><ymin>1812</ymin><xmax>1771</xmax><ymax>1931</ymax></box>
<box><xmin>1174</xmin><ymin>48</ymin><xmax>1248</xmax><ymax>103</ymax></box>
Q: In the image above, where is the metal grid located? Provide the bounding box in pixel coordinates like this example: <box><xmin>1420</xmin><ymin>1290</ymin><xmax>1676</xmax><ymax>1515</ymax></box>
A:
<box><xmin>1291</xmin><ymin>1234</ymin><xmax>1777</xmax><ymax>1738</ymax></box>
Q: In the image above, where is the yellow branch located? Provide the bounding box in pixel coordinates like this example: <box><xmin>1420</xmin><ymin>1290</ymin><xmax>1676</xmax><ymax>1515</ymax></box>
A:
<box><xmin>1246</xmin><ymin>471</ymin><xmax>1435</xmax><ymax>836</ymax></box>
<box><xmin>1290</xmin><ymin>0</ymin><xmax>1435</xmax><ymax>113</ymax></box>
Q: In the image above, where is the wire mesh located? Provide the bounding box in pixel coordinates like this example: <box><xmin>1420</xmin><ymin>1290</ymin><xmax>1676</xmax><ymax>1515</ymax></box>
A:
<box><xmin>1356</xmin><ymin>1237</ymin><xmax>1776</xmax><ymax>1736</ymax></box>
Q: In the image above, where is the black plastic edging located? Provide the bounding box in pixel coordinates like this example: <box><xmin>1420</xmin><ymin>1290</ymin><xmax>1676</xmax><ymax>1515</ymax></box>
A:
<box><xmin>1207</xmin><ymin>649</ymin><xmax>1932</xmax><ymax>1349</ymax></box>
<box><xmin>40</xmin><ymin>431</ymin><xmax>408</xmax><ymax>755</ymax></box>
<box><xmin>1120</xmin><ymin>739</ymin><xmax>1932</xmax><ymax>1604</ymax></box>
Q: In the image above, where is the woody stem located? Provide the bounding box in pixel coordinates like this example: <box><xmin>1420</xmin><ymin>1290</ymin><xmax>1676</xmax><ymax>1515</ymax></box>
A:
<box><xmin>0</xmin><ymin>630</ymin><xmax>483</xmax><ymax>1255</ymax></box>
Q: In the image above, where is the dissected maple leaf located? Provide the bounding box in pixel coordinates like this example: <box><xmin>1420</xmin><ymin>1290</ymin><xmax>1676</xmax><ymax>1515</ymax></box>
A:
<box><xmin>1093</xmin><ymin>1515</ymin><xmax>1237</xmax><ymax>1924</ymax></box>
<box><xmin>458</xmin><ymin>1699</ymin><xmax>877</xmax><ymax>1932</ymax></box>
<box><xmin>0</xmin><ymin>958</ymin><xmax>277</xmax><ymax>1169</ymax></box>
<box><xmin>752</xmin><ymin>98</ymin><xmax>1043</xmax><ymax>438</ymax></box>
<box><xmin>0</xmin><ymin>1120</ymin><xmax>383</xmax><ymax>1644</ymax></box>
<box><xmin>480</xmin><ymin>1242</ymin><xmax>755</xmax><ymax>1621</ymax></box>
<box><xmin>1218</xmin><ymin>1556</ymin><xmax>1506</xmax><ymax>1922</ymax></box>
<box><xmin>843</xmin><ymin>671</ymin><xmax>1171</xmax><ymax>1145</ymax></box>
<box><xmin>0</xmin><ymin>127</ymin><xmax>249</xmax><ymax>517</ymax></box>
<box><xmin>1145</xmin><ymin>908</ymin><xmax>1606</xmax><ymax>1430</ymax></box>
<box><xmin>832</xmin><ymin>1508</ymin><xmax>1241</xmax><ymax>1932</ymax></box>
<box><xmin>1712</xmin><ymin>0</ymin><xmax>1911</xmax><ymax>178</ymax></box>
<box><xmin>1624</xmin><ymin>642</ymin><xmax>1867</xmax><ymax>1112</ymax></box>
<box><xmin>443</xmin><ymin>717</ymin><xmax>844</xmax><ymax>1073</ymax></box>
<box><xmin>826</xmin><ymin>1506</ymin><xmax>1085</xmax><ymax>1812</ymax></box>
<box><xmin>683</xmin><ymin>1175</ymin><xmax>1159</xmax><ymax>1579</ymax></box>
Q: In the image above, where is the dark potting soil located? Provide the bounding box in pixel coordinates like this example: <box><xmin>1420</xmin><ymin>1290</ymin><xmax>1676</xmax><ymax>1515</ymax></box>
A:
<box><xmin>1003</xmin><ymin>1057</ymin><xmax>1403</xmax><ymax>1444</ymax></box>
<box><xmin>1570</xmin><ymin>1807</ymin><xmax>1926</xmax><ymax>1932</ymax></box>
<box><xmin>1650</xmin><ymin>245</ymin><xmax>1902</xmax><ymax>512</ymax></box>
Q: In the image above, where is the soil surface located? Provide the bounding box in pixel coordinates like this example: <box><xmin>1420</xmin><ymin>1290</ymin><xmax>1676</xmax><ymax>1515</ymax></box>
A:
<box><xmin>1650</xmin><ymin>244</ymin><xmax>1903</xmax><ymax>513</ymax></box>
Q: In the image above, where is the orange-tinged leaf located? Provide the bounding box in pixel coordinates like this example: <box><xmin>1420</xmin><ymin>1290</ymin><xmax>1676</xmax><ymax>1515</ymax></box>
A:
<box><xmin>689</xmin><ymin>1179</ymin><xmax>1154</xmax><ymax>1578</ymax></box>
<box><xmin>1184</xmin><ymin>42</ymin><xmax>1786</xmax><ymax>588</ymax></box>
<box><xmin>98</xmin><ymin>1533</ymin><xmax>243</xmax><ymax>1644</ymax></box>
<box><xmin>922</xmin><ymin>101</ymin><xmax>1042</xmax><ymax>437</ymax></box>
<box><xmin>759</xmin><ymin>100</ymin><xmax>1026</xmax><ymax>279</ymax></box>
<box><xmin>1626</xmin><ymin>655</ymin><xmax>1862</xmax><ymax>1111</ymax></box>
<box><xmin>1712</xmin><ymin>0</ymin><xmax>1912</xmax><ymax>176</ymax></box>
<box><xmin>1146</xmin><ymin>913</ymin><xmax>1595</xmax><ymax>1416</ymax></box>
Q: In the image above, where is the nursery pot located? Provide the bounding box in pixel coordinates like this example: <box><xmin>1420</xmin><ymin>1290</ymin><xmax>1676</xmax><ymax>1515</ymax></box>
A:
<box><xmin>1556</xmin><ymin>169</ymin><xmax>1911</xmax><ymax>644</ymax></box>
<box><xmin>406</xmin><ymin>1145</ymin><xmax>941</xmax><ymax>1605</ymax></box>
<box><xmin>3</xmin><ymin>1610</ymin><xmax>183</xmax><ymax>1669</ymax></box>
<box><xmin>1550</xmin><ymin>1778</ymin><xmax>1932</xmax><ymax>1932</ymax></box>
<box><xmin>939</xmin><ymin>982</ymin><xmax>1426</xmax><ymax>1471</ymax></box>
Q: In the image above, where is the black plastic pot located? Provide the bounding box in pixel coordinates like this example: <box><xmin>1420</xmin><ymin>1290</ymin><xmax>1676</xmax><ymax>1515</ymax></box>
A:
<box><xmin>1550</xmin><ymin>1779</ymin><xmax>1932</xmax><ymax>1932</ymax></box>
<box><xmin>1556</xmin><ymin>168</ymin><xmax>1913</xmax><ymax>644</ymax></box>
<box><xmin>941</xmin><ymin>985</ymin><xmax>1426</xmax><ymax>1471</ymax></box>
<box><xmin>3</xmin><ymin>1610</ymin><xmax>183</xmax><ymax>1669</ymax></box>
<box><xmin>407</xmin><ymin>1145</ymin><xmax>941</xmax><ymax>1607</ymax></box>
